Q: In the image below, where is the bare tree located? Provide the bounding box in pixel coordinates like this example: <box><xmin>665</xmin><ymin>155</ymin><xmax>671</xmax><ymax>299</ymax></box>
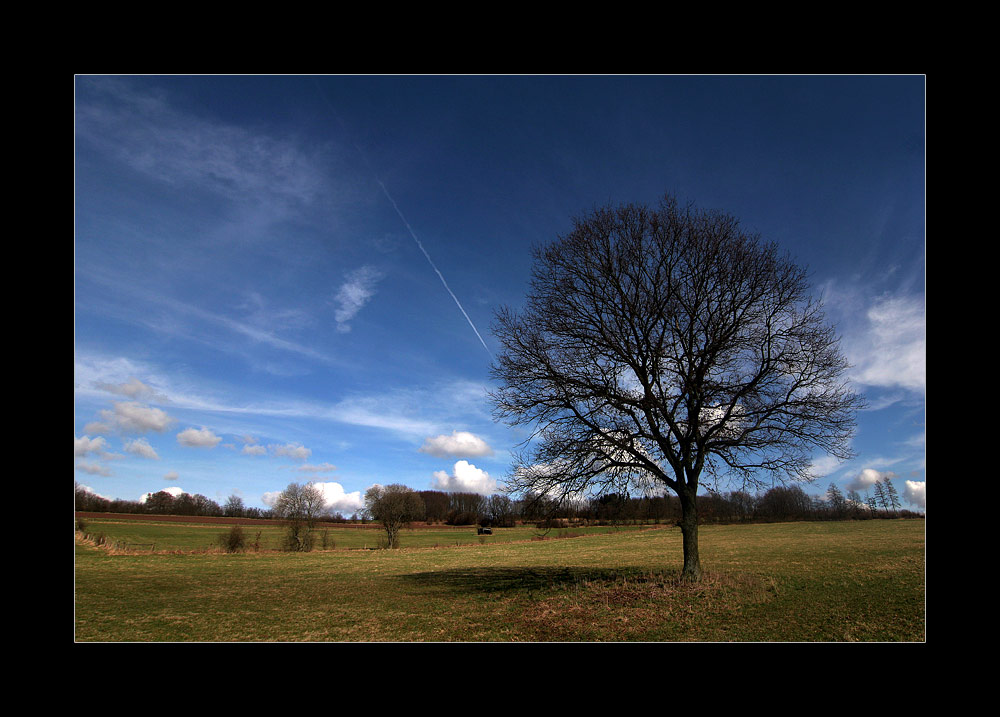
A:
<box><xmin>865</xmin><ymin>489</ymin><xmax>878</xmax><ymax>516</ymax></box>
<box><xmin>484</xmin><ymin>494</ymin><xmax>517</xmax><ymax>527</ymax></box>
<box><xmin>490</xmin><ymin>195</ymin><xmax>864</xmax><ymax>580</ymax></box>
<box><xmin>846</xmin><ymin>488</ymin><xmax>864</xmax><ymax>518</ymax></box>
<box><xmin>883</xmin><ymin>476</ymin><xmax>901</xmax><ymax>516</ymax></box>
<box><xmin>364</xmin><ymin>484</ymin><xmax>425</xmax><ymax>548</ymax></box>
<box><xmin>826</xmin><ymin>483</ymin><xmax>846</xmax><ymax>518</ymax></box>
<box><xmin>223</xmin><ymin>494</ymin><xmax>245</xmax><ymax>518</ymax></box>
<box><xmin>873</xmin><ymin>480</ymin><xmax>889</xmax><ymax>514</ymax></box>
<box><xmin>273</xmin><ymin>482</ymin><xmax>328</xmax><ymax>551</ymax></box>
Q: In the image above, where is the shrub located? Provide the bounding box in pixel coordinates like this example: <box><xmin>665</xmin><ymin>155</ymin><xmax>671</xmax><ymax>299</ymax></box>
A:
<box><xmin>282</xmin><ymin>525</ymin><xmax>316</xmax><ymax>552</ymax></box>
<box><xmin>219</xmin><ymin>525</ymin><xmax>247</xmax><ymax>553</ymax></box>
<box><xmin>320</xmin><ymin>529</ymin><xmax>335</xmax><ymax>550</ymax></box>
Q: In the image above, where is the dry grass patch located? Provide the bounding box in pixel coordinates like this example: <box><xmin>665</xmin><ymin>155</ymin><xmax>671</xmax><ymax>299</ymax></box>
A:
<box><xmin>515</xmin><ymin>570</ymin><xmax>779</xmax><ymax>641</ymax></box>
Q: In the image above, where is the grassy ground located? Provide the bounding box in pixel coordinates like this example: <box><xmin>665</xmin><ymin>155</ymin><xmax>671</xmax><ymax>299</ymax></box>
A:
<box><xmin>73</xmin><ymin>519</ymin><xmax>924</xmax><ymax>642</ymax></box>
<box><xmin>73</xmin><ymin>517</ymin><xmax>644</xmax><ymax>551</ymax></box>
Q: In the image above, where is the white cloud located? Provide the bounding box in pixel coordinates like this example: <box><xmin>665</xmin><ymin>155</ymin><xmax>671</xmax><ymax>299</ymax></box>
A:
<box><xmin>270</xmin><ymin>443</ymin><xmax>311</xmax><ymax>461</ymax></box>
<box><xmin>330</xmin><ymin>396</ymin><xmax>440</xmax><ymax>438</ymax></box>
<box><xmin>77</xmin><ymin>484</ymin><xmax>112</xmax><ymax>501</ymax></box>
<box><xmin>92</xmin><ymin>401</ymin><xmax>175</xmax><ymax>434</ymax></box>
<box><xmin>846</xmin><ymin>468</ymin><xmax>898</xmax><ymax>493</ymax></box>
<box><xmin>809</xmin><ymin>454</ymin><xmax>846</xmax><ymax>478</ymax></box>
<box><xmin>242</xmin><ymin>444</ymin><xmax>267</xmax><ymax>456</ymax></box>
<box><xmin>431</xmin><ymin>460</ymin><xmax>496</xmax><ymax>495</ymax></box>
<box><xmin>164</xmin><ymin>471</ymin><xmax>179</xmax><ymax>481</ymax></box>
<box><xmin>124</xmin><ymin>437</ymin><xmax>159</xmax><ymax>459</ymax></box>
<box><xmin>177</xmin><ymin>427</ymin><xmax>222</xmax><ymax>448</ymax></box>
<box><xmin>75</xmin><ymin>435</ymin><xmax>123</xmax><ymax>474</ymax></box>
<box><xmin>312</xmin><ymin>481</ymin><xmax>364</xmax><ymax>514</ymax></box>
<box><xmin>76</xmin><ymin>77</ymin><xmax>328</xmax><ymax>209</ymax></box>
<box><xmin>904</xmin><ymin>480</ymin><xmax>926</xmax><ymax>509</ymax></box>
<box><xmin>75</xmin><ymin>461</ymin><xmax>112</xmax><ymax>476</ymax></box>
<box><xmin>333</xmin><ymin>266</ymin><xmax>383</xmax><ymax>332</ymax></box>
<box><xmin>845</xmin><ymin>293</ymin><xmax>925</xmax><ymax>394</ymax></box>
<box><xmin>75</xmin><ymin>435</ymin><xmax>110</xmax><ymax>457</ymax></box>
<box><xmin>94</xmin><ymin>377</ymin><xmax>164</xmax><ymax>401</ymax></box>
<box><xmin>420</xmin><ymin>431</ymin><xmax>494</xmax><ymax>458</ymax></box>
<box><xmin>141</xmin><ymin>486</ymin><xmax>184</xmax><ymax>502</ymax></box>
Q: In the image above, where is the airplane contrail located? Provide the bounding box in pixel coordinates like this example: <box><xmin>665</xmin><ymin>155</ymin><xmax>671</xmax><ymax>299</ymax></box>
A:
<box><xmin>312</xmin><ymin>81</ymin><xmax>493</xmax><ymax>360</ymax></box>
<box><xmin>374</xmin><ymin>179</ymin><xmax>493</xmax><ymax>359</ymax></box>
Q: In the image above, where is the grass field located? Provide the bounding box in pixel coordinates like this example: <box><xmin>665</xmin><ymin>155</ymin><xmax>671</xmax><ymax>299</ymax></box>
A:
<box><xmin>74</xmin><ymin>518</ymin><xmax>925</xmax><ymax>642</ymax></box>
<box><xmin>73</xmin><ymin>516</ymin><xmax>644</xmax><ymax>552</ymax></box>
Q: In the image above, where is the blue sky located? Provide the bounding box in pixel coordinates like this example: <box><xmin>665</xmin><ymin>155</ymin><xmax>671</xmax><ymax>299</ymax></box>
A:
<box><xmin>74</xmin><ymin>75</ymin><xmax>926</xmax><ymax>514</ymax></box>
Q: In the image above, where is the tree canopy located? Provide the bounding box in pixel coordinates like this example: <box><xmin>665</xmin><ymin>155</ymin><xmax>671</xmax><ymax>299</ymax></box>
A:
<box><xmin>490</xmin><ymin>195</ymin><xmax>864</xmax><ymax>579</ymax></box>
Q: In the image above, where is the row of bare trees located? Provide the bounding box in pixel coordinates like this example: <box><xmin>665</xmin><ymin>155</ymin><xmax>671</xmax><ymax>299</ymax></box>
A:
<box><xmin>76</xmin><ymin>478</ymin><xmax>919</xmax><ymax>528</ymax></box>
<box><xmin>504</xmin><ymin>481</ymin><xmax>920</xmax><ymax>526</ymax></box>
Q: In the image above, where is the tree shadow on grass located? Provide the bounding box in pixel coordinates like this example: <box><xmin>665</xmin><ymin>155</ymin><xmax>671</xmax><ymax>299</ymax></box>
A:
<box><xmin>399</xmin><ymin>565</ymin><xmax>679</xmax><ymax>595</ymax></box>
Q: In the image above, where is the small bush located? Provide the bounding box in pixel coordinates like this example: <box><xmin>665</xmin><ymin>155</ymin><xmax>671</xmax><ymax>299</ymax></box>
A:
<box><xmin>320</xmin><ymin>529</ymin><xmax>335</xmax><ymax>550</ymax></box>
<box><xmin>219</xmin><ymin>525</ymin><xmax>247</xmax><ymax>553</ymax></box>
<box><xmin>282</xmin><ymin>525</ymin><xmax>316</xmax><ymax>552</ymax></box>
<box><xmin>76</xmin><ymin>517</ymin><xmax>88</xmax><ymax>533</ymax></box>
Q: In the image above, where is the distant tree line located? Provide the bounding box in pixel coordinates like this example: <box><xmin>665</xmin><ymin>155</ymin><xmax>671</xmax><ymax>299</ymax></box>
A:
<box><xmin>73</xmin><ymin>483</ymin><xmax>340</xmax><ymax>521</ymax></box>
<box><xmin>76</xmin><ymin>477</ymin><xmax>922</xmax><ymax>526</ymax></box>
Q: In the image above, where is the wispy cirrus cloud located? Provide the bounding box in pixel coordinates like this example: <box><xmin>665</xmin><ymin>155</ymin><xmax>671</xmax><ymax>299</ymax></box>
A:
<box><xmin>76</xmin><ymin>77</ymin><xmax>329</xmax><ymax>210</ymax></box>
<box><xmin>819</xmin><ymin>279</ymin><xmax>925</xmax><ymax>399</ymax></box>
<box><xmin>84</xmin><ymin>270</ymin><xmax>334</xmax><ymax>364</ymax></box>
<box><xmin>75</xmin><ymin>351</ymin><xmax>488</xmax><ymax>445</ymax></box>
<box><xmin>333</xmin><ymin>266</ymin><xmax>383</xmax><ymax>333</ymax></box>
<box><xmin>847</xmin><ymin>293</ymin><xmax>925</xmax><ymax>394</ymax></box>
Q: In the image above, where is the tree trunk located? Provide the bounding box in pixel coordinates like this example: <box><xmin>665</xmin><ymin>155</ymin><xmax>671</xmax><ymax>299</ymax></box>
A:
<box><xmin>678</xmin><ymin>488</ymin><xmax>702</xmax><ymax>581</ymax></box>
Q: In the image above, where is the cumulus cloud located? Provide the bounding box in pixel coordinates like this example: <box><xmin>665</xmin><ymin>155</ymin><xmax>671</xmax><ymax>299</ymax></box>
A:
<box><xmin>90</xmin><ymin>401</ymin><xmax>175</xmax><ymax>434</ymax></box>
<box><xmin>177</xmin><ymin>427</ymin><xmax>222</xmax><ymax>448</ymax></box>
<box><xmin>141</xmin><ymin>486</ymin><xmax>184</xmax><ymax>502</ymax></box>
<box><xmin>75</xmin><ymin>435</ymin><xmax>110</xmax><ymax>457</ymax></box>
<box><xmin>164</xmin><ymin>471</ymin><xmax>179</xmax><ymax>481</ymax></box>
<box><xmin>75</xmin><ymin>461</ymin><xmax>112</xmax><ymax>476</ymax></box>
<box><xmin>431</xmin><ymin>460</ymin><xmax>496</xmax><ymax>495</ymax></box>
<box><xmin>270</xmin><ymin>443</ymin><xmax>311</xmax><ymax>461</ymax></box>
<box><xmin>77</xmin><ymin>484</ymin><xmax>112</xmax><ymax>501</ymax></box>
<box><xmin>846</xmin><ymin>468</ymin><xmax>898</xmax><ymax>493</ymax></box>
<box><xmin>904</xmin><ymin>480</ymin><xmax>926</xmax><ymax>509</ymax></box>
<box><xmin>124</xmin><ymin>437</ymin><xmax>159</xmax><ymax>459</ymax></box>
<box><xmin>312</xmin><ymin>481</ymin><xmax>364</xmax><ymax>514</ymax></box>
<box><xmin>75</xmin><ymin>435</ymin><xmax>123</xmax><ymax>475</ymax></box>
<box><xmin>93</xmin><ymin>377</ymin><xmax>164</xmax><ymax>401</ymax></box>
<box><xmin>242</xmin><ymin>444</ymin><xmax>267</xmax><ymax>456</ymax></box>
<box><xmin>333</xmin><ymin>266</ymin><xmax>383</xmax><ymax>333</ymax></box>
<box><xmin>420</xmin><ymin>431</ymin><xmax>494</xmax><ymax>458</ymax></box>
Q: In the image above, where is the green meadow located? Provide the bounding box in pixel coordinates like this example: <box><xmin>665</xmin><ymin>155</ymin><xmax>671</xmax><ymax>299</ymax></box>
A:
<box><xmin>74</xmin><ymin>518</ymin><xmax>924</xmax><ymax>642</ymax></box>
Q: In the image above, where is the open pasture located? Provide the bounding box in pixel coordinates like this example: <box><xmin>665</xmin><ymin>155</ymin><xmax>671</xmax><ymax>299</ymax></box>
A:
<box><xmin>73</xmin><ymin>515</ymin><xmax>641</xmax><ymax>552</ymax></box>
<box><xmin>74</xmin><ymin>518</ymin><xmax>924</xmax><ymax>642</ymax></box>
